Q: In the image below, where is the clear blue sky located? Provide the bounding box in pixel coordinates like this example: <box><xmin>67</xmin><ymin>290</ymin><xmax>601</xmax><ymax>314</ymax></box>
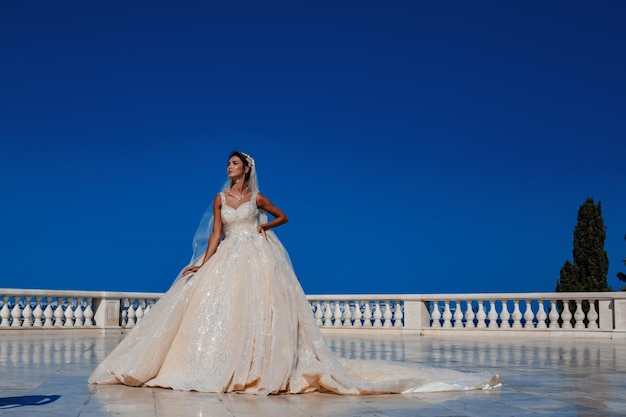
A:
<box><xmin>1</xmin><ymin>1</ymin><xmax>625</xmax><ymax>295</ymax></box>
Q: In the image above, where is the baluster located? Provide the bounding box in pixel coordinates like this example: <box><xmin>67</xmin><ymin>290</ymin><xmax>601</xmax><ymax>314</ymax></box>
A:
<box><xmin>64</xmin><ymin>299</ymin><xmax>75</xmax><ymax>327</ymax></box>
<box><xmin>84</xmin><ymin>298</ymin><xmax>94</xmax><ymax>326</ymax></box>
<box><xmin>393</xmin><ymin>300</ymin><xmax>403</xmax><ymax>327</ymax></box>
<box><xmin>314</xmin><ymin>301</ymin><xmax>323</xmax><ymax>326</ymax></box>
<box><xmin>464</xmin><ymin>300</ymin><xmax>475</xmax><ymax>328</ymax></box>
<box><xmin>0</xmin><ymin>296</ymin><xmax>10</xmax><ymax>327</ymax></box>
<box><xmin>363</xmin><ymin>302</ymin><xmax>373</xmax><ymax>327</ymax></box>
<box><xmin>500</xmin><ymin>301</ymin><xmax>511</xmax><ymax>329</ymax></box>
<box><xmin>453</xmin><ymin>300</ymin><xmax>464</xmax><ymax>328</ymax></box>
<box><xmin>548</xmin><ymin>301</ymin><xmax>559</xmax><ymax>329</ymax></box>
<box><xmin>587</xmin><ymin>300</ymin><xmax>599</xmax><ymax>329</ymax></box>
<box><xmin>343</xmin><ymin>300</ymin><xmax>350</xmax><ymax>326</ymax></box>
<box><xmin>53</xmin><ymin>299</ymin><xmax>64</xmax><ymax>327</ymax></box>
<box><xmin>322</xmin><ymin>301</ymin><xmax>332</xmax><ymax>327</ymax></box>
<box><xmin>126</xmin><ymin>302</ymin><xmax>136</xmax><ymax>328</ymax></box>
<box><xmin>43</xmin><ymin>297</ymin><xmax>54</xmax><ymax>327</ymax></box>
<box><xmin>487</xmin><ymin>300</ymin><xmax>498</xmax><ymax>328</ymax></box>
<box><xmin>536</xmin><ymin>300</ymin><xmax>548</xmax><ymax>329</ymax></box>
<box><xmin>121</xmin><ymin>298</ymin><xmax>129</xmax><ymax>327</ymax></box>
<box><xmin>10</xmin><ymin>298</ymin><xmax>23</xmax><ymax>327</ymax></box>
<box><xmin>22</xmin><ymin>297</ymin><xmax>33</xmax><ymax>327</ymax></box>
<box><xmin>441</xmin><ymin>301</ymin><xmax>452</xmax><ymax>328</ymax></box>
<box><xmin>43</xmin><ymin>299</ymin><xmax>54</xmax><ymax>327</ymax></box>
<box><xmin>561</xmin><ymin>301</ymin><xmax>573</xmax><ymax>329</ymax></box>
<box><xmin>523</xmin><ymin>300</ymin><xmax>535</xmax><ymax>329</ymax></box>
<box><xmin>383</xmin><ymin>300</ymin><xmax>393</xmax><ymax>327</ymax></box>
<box><xmin>33</xmin><ymin>296</ymin><xmax>44</xmax><ymax>327</ymax></box>
<box><xmin>511</xmin><ymin>300</ymin><xmax>523</xmax><ymax>329</ymax></box>
<box><xmin>135</xmin><ymin>301</ymin><xmax>145</xmax><ymax>324</ymax></box>
<box><xmin>74</xmin><ymin>298</ymin><xmax>84</xmax><ymax>327</ymax></box>
<box><xmin>373</xmin><ymin>301</ymin><xmax>383</xmax><ymax>327</ymax></box>
<box><xmin>332</xmin><ymin>301</ymin><xmax>343</xmax><ymax>327</ymax></box>
<box><xmin>350</xmin><ymin>300</ymin><xmax>361</xmax><ymax>327</ymax></box>
<box><xmin>353</xmin><ymin>301</ymin><xmax>363</xmax><ymax>327</ymax></box>
<box><xmin>431</xmin><ymin>301</ymin><xmax>441</xmax><ymax>328</ymax></box>
<box><xmin>574</xmin><ymin>300</ymin><xmax>585</xmax><ymax>329</ymax></box>
<box><xmin>476</xmin><ymin>300</ymin><xmax>487</xmax><ymax>328</ymax></box>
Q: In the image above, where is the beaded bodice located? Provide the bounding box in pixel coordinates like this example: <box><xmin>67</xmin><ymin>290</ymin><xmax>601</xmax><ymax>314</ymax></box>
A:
<box><xmin>220</xmin><ymin>192</ymin><xmax>259</xmax><ymax>238</ymax></box>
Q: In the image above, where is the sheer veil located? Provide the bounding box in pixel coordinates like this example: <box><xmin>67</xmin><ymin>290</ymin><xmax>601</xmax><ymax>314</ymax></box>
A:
<box><xmin>172</xmin><ymin>152</ymin><xmax>271</xmax><ymax>286</ymax></box>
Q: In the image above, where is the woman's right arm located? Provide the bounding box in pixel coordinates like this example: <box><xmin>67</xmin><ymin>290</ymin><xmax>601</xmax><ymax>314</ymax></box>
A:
<box><xmin>182</xmin><ymin>194</ymin><xmax>222</xmax><ymax>275</ymax></box>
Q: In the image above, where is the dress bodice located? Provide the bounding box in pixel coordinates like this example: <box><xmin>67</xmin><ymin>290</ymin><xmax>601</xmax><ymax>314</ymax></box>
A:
<box><xmin>220</xmin><ymin>192</ymin><xmax>259</xmax><ymax>238</ymax></box>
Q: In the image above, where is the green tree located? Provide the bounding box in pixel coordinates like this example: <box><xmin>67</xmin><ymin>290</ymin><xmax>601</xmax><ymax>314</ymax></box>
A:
<box><xmin>617</xmin><ymin>234</ymin><xmax>626</xmax><ymax>291</ymax></box>
<box><xmin>556</xmin><ymin>197</ymin><xmax>611</xmax><ymax>292</ymax></box>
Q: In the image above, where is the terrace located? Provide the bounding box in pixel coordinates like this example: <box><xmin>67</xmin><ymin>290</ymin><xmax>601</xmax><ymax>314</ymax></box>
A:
<box><xmin>1</xmin><ymin>289</ymin><xmax>626</xmax><ymax>416</ymax></box>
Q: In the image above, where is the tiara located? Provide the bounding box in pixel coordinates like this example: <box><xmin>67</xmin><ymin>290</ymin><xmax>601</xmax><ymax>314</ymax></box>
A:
<box><xmin>240</xmin><ymin>152</ymin><xmax>254</xmax><ymax>168</ymax></box>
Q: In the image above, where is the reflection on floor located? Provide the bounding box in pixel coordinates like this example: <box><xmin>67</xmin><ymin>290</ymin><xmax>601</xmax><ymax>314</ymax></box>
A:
<box><xmin>0</xmin><ymin>332</ymin><xmax>625</xmax><ymax>416</ymax></box>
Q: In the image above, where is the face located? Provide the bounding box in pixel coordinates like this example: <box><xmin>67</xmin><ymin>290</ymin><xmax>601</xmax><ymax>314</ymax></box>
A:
<box><xmin>227</xmin><ymin>155</ymin><xmax>248</xmax><ymax>179</ymax></box>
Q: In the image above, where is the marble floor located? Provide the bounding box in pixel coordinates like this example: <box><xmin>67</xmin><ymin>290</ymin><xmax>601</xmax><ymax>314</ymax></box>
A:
<box><xmin>0</xmin><ymin>332</ymin><xmax>625</xmax><ymax>416</ymax></box>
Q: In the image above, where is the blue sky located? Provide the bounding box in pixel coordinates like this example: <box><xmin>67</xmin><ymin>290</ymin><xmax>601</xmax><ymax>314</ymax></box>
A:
<box><xmin>1</xmin><ymin>1</ymin><xmax>625</xmax><ymax>295</ymax></box>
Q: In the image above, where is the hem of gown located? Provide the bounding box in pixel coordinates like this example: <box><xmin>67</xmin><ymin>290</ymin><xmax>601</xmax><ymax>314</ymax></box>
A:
<box><xmin>96</xmin><ymin>372</ymin><xmax>501</xmax><ymax>396</ymax></box>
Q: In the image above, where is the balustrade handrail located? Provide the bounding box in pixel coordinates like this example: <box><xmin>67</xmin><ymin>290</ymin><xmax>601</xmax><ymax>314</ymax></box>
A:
<box><xmin>428</xmin><ymin>291</ymin><xmax>626</xmax><ymax>300</ymax></box>
<box><xmin>309</xmin><ymin>292</ymin><xmax>626</xmax><ymax>300</ymax></box>
<box><xmin>3</xmin><ymin>289</ymin><xmax>623</xmax><ymax>300</ymax></box>
<box><xmin>0</xmin><ymin>288</ymin><xmax>164</xmax><ymax>298</ymax></box>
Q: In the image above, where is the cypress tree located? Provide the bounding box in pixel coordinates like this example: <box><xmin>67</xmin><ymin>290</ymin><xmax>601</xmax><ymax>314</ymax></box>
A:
<box><xmin>556</xmin><ymin>197</ymin><xmax>611</xmax><ymax>292</ymax></box>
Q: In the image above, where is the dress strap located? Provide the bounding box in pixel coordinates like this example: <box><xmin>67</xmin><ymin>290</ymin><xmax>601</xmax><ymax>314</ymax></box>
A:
<box><xmin>251</xmin><ymin>191</ymin><xmax>258</xmax><ymax>207</ymax></box>
<box><xmin>219</xmin><ymin>192</ymin><xmax>225</xmax><ymax>204</ymax></box>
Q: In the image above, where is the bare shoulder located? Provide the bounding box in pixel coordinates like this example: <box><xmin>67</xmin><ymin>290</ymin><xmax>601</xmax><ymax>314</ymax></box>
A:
<box><xmin>256</xmin><ymin>192</ymin><xmax>269</xmax><ymax>204</ymax></box>
<box><xmin>256</xmin><ymin>192</ymin><xmax>288</xmax><ymax>224</ymax></box>
<box><xmin>256</xmin><ymin>192</ymin><xmax>278</xmax><ymax>208</ymax></box>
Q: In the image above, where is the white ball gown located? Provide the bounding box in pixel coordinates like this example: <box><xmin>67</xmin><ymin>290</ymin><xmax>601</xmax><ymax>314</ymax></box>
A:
<box><xmin>88</xmin><ymin>191</ymin><xmax>500</xmax><ymax>395</ymax></box>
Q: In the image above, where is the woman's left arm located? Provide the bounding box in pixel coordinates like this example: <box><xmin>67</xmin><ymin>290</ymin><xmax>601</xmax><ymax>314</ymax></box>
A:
<box><xmin>256</xmin><ymin>192</ymin><xmax>289</xmax><ymax>233</ymax></box>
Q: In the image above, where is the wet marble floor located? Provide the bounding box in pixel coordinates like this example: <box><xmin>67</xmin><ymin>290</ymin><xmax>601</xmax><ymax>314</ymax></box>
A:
<box><xmin>0</xmin><ymin>332</ymin><xmax>625</xmax><ymax>416</ymax></box>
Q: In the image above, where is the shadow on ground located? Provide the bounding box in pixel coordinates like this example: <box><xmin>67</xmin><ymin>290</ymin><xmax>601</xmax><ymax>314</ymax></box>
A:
<box><xmin>0</xmin><ymin>395</ymin><xmax>61</xmax><ymax>409</ymax></box>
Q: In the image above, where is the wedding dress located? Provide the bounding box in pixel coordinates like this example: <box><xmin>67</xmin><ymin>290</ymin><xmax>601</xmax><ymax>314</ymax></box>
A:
<box><xmin>88</xmin><ymin>191</ymin><xmax>500</xmax><ymax>394</ymax></box>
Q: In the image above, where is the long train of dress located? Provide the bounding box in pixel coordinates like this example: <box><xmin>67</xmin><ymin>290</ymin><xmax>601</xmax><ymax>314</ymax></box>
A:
<box><xmin>88</xmin><ymin>193</ymin><xmax>500</xmax><ymax>394</ymax></box>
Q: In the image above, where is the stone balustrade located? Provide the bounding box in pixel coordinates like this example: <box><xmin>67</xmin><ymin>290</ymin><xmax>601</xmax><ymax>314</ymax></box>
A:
<box><xmin>0</xmin><ymin>289</ymin><xmax>162</xmax><ymax>331</ymax></box>
<box><xmin>1</xmin><ymin>289</ymin><xmax>626</xmax><ymax>337</ymax></box>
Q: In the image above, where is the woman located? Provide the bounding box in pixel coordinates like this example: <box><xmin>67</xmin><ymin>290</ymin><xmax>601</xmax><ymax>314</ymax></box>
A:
<box><xmin>89</xmin><ymin>151</ymin><xmax>500</xmax><ymax>394</ymax></box>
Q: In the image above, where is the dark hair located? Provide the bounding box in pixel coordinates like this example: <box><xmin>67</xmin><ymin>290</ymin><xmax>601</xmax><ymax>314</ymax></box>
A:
<box><xmin>229</xmin><ymin>151</ymin><xmax>252</xmax><ymax>183</ymax></box>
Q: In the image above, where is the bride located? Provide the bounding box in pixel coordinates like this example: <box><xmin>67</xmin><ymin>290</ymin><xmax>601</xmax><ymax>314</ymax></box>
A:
<box><xmin>88</xmin><ymin>151</ymin><xmax>500</xmax><ymax>394</ymax></box>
